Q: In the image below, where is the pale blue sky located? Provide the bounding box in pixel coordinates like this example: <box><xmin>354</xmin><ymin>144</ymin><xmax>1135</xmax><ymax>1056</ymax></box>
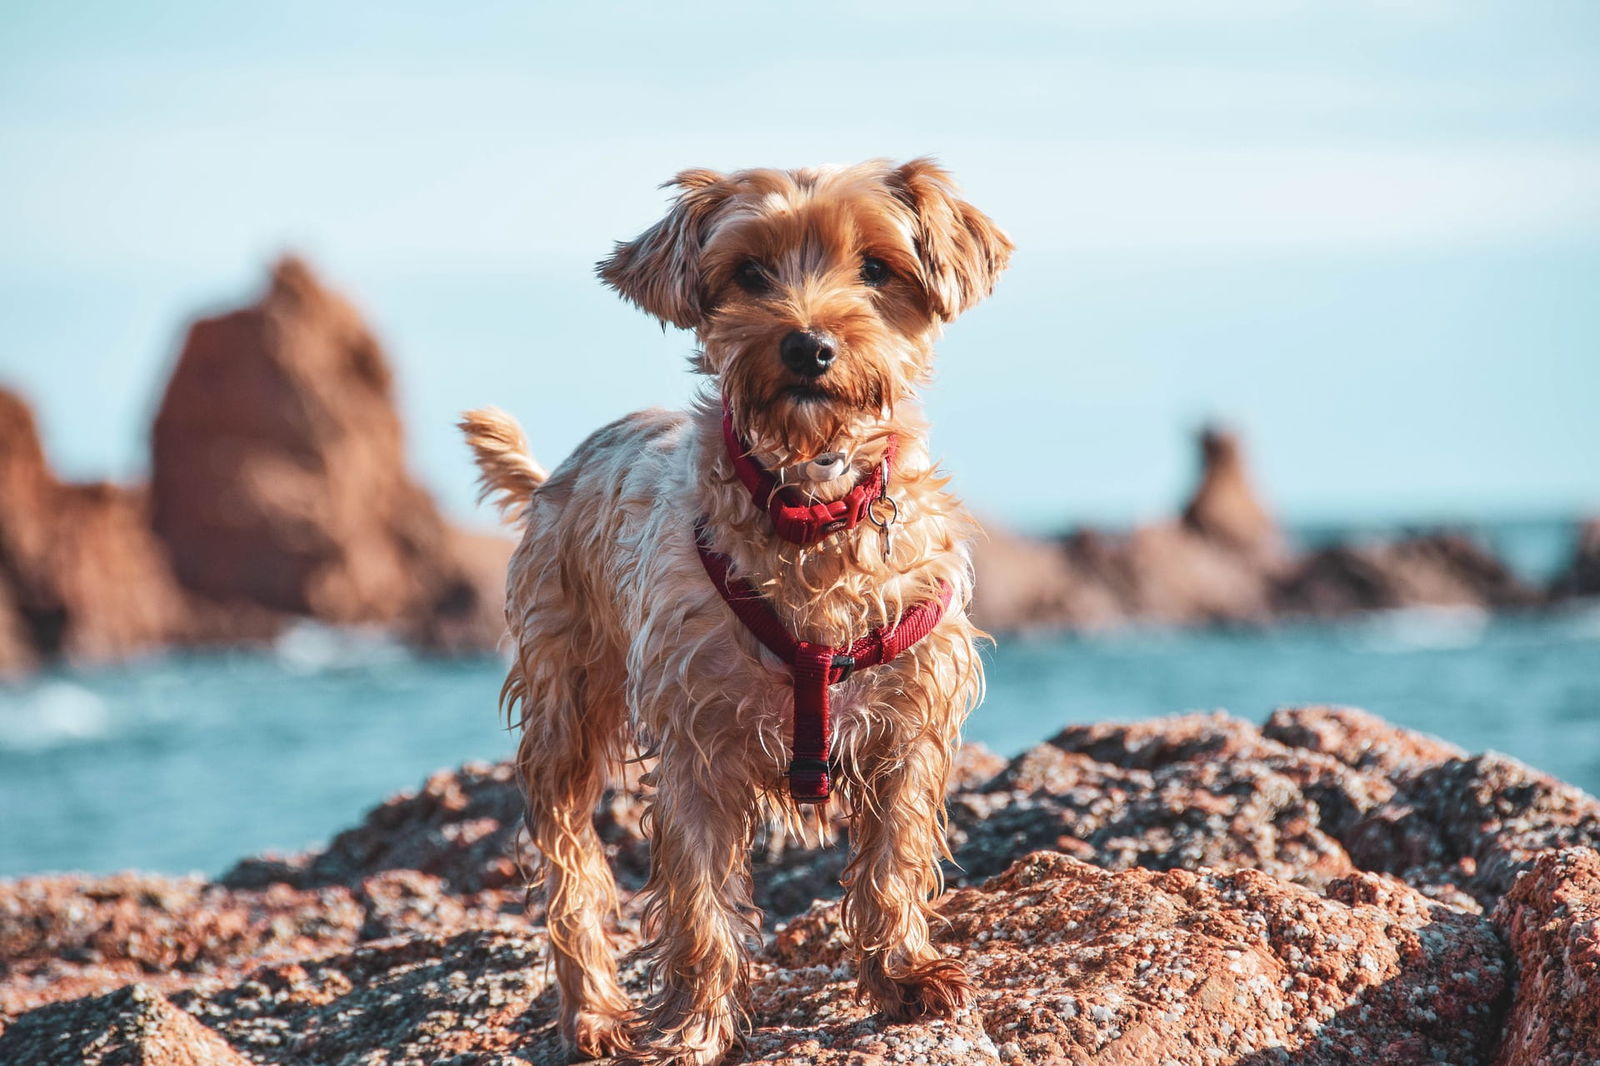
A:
<box><xmin>2</xmin><ymin>1</ymin><xmax>1596</xmax><ymax>529</ymax></box>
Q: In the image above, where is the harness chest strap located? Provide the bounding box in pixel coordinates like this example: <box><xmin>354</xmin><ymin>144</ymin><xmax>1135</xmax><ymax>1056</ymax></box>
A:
<box><xmin>695</xmin><ymin>523</ymin><xmax>953</xmax><ymax>803</ymax></box>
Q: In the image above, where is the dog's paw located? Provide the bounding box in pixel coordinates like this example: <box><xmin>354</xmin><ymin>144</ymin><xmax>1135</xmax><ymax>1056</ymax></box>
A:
<box><xmin>860</xmin><ymin>956</ymin><xmax>974</xmax><ymax>1023</ymax></box>
<box><xmin>621</xmin><ymin>1012</ymin><xmax>739</xmax><ymax>1066</ymax></box>
<box><xmin>566</xmin><ymin>1007</ymin><xmax>635</xmax><ymax>1061</ymax></box>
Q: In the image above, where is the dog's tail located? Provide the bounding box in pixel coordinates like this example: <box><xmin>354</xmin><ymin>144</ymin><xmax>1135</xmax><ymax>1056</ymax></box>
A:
<box><xmin>459</xmin><ymin>407</ymin><xmax>549</xmax><ymax>525</ymax></box>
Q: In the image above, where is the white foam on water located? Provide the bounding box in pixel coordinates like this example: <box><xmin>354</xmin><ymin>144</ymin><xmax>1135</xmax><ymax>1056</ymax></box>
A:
<box><xmin>1347</xmin><ymin>605</ymin><xmax>1492</xmax><ymax>653</ymax></box>
<box><xmin>273</xmin><ymin>621</ymin><xmax>412</xmax><ymax>674</ymax></box>
<box><xmin>1548</xmin><ymin>600</ymin><xmax>1600</xmax><ymax>641</ymax></box>
<box><xmin>0</xmin><ymin>680</ymin><xmax>111</xmax><ymax>751</ymax></box>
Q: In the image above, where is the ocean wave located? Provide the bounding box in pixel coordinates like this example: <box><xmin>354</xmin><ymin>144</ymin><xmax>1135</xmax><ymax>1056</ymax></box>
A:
<box><xmin>273</xmin><ymin>621</ymin><xmax>414</xmax><ymax>674</ymax></box>
<box><xmin>0</xmin><ymin>680</ymin><xmax>111</xmax><ymax>751</ymax></box>
<box><xmin>1345</xmin><ymin>605</ymin><xmax>1492</xmax><ymax>653</ymax></box>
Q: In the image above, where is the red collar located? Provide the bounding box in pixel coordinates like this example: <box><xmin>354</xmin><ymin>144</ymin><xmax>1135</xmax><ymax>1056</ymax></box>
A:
<box><xmin>721</xmin><ymin>399</ymin><xmax>896</xmax><ymax>547</ymax></box>
<box><xmin>695</xmin><ymin>520</ymin><xmax>952</xmax><ymax>804</ymax></box>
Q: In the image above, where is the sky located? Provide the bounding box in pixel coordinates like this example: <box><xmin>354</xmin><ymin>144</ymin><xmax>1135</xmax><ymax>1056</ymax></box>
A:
<box><xmin>2</xmin><ymin>0</ymin><xmax>1597</xmax><ymax>530</ymax></box>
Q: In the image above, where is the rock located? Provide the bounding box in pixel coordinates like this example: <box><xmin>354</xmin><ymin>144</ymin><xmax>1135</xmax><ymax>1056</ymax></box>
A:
<box><xmin>951</xmin><ymin>740</ymin><xmax>1007</xmax><ymax>791</ymax></box>
<box><xmin>971</xmin><ymin>428</ymin><xmax>1285</xmax><ymax>632</ymax></box>
<box><xmin>1180</xmin><ymin>424</ymin><xmax>1284</xmax><ymax>560</ymax></box>
<box><xmin>1491</xmin><ymin>847</ymin><xmax>1600</xmax><ymax>1066</ymax></box>
<box><xmin>1046</xmin><ymin>710</ymin><xmax>1272</xmax><ymax>769</ymax></box>
<box><xmin>967</xmin><ymin>523</ymin><xmax>1126</xmax><ymax>632</ymax></box>
<box><xmin>1118</xmin><ymin>521</ymin><xmax>1280</xmax><ymax>624</ymax></box>
<box><xmin>0</xmin><ymin>570</ymin><xmax>37</xmax><ymax>678</ymax></box>
<box><xmin>1262</xmin><ymin>704</ymin><xmax>1465</xmax><ymax>779</ymax></box>
<box><xmin>221</xmin><ymin>744</ymin><xmax>1006</xmax><ymax>920</ymax></box>
<box><xmin>150</xmin><ymin>256</ymin><xmax>507</xmax><ymax>649</ymax></box>
<box><xmin>0</xmin><ymin>872</ymin><xmax>366</xmax><ymax>1016</ymax></box>
<box><xmin>1550</xmin><ymin>517</ymin><xmax>1600</xmax><ymax>599</ymax></box>
<box><xmin>4</xmin><ymin>852</ymin><xmax>1511</xmax><ymax>1066</ymax></box>
<box><xmin>0</xmin><ymin>389</ymin><xmax>251</xmax><ymax>670</ymax></box>
<box><xmin>765</xmin><ymin>852</ymin><xmax>1507</xmax><ymax>1066</ymax></box>
<box><xmin>0</xmin><ymin>983</ymin><xmax>252</xmax><ymax>1066</ymax></box>
<box><xmin>1276</xmin><ymin>532</ymin><xmax>1539</xmax><ymax>616</ymax></box>
<box><xmin>171</xmin><ymin>930</ymin><xmax>555</xmax><ymax>1066</ymax></box>
<box><xmin>6</xmin><ymin>709</ymin><xmax>1597</xmax><ymax>1063</ymax></box>
<box><xmin>223</xmin><ymin>760</ymin><xmax>527</xmax><ymax>896</ymax></box>
<box><xmin>972</xmin><ymin>425</ymin><xmax>1554</xmax><ymax>634</ymax></box>
<box><xmin>0</xmin><ymin>866</ymin><xmax>532</xmax><ymax>1018</ymax></box>
<box><xmin>952</xmin><ymin>713</ymin><xmax>1379</xmax><ymax>889</ymax></box>
<box><xmin>1344</xmin><ymin>752</ymin><xmax>1600</xmax><ymax>909</ymax></box>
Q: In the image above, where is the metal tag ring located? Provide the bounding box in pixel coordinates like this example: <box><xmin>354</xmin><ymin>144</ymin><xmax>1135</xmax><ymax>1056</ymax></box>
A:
<box><xmin>867</xmin><ymin>495</ymin><xmax>899</xmax><ymax>529</ymax></box>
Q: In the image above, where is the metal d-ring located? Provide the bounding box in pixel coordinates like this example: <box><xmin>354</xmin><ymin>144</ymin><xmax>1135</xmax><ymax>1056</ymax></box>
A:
<box><xmin>867</xmin><ymin>493</ymin><xmax>898</xmax><ymax>530</ymax></box>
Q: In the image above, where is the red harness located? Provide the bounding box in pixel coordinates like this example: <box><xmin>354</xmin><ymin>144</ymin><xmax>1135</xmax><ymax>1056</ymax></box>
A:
<box><xmin>720</xmin><ymin>400</ymin><xmax>897</xmax><ymax>547</ymax></box>
<box><xmin>697</xmin><ymin>406</ymin><xmax>952</xmax><ymax>804</ymax></box>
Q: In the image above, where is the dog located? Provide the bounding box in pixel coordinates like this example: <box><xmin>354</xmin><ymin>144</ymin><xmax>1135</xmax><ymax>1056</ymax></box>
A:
<box><xmin>461</xmin><ymin>158</ymin><xmax>1010</xmax><ymax>1064</ymax></box>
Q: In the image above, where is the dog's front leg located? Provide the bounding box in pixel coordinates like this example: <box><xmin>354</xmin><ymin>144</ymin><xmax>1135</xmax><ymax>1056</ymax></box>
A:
<box><xmin>630</xmin><ymin>734</ymin><xmax>758</xmax><ymax>1065</ymax></box>
<box><xmin>843</xmin><ymin>726</ymin><xmax>974</xmax><ymax>1022</ymax></box>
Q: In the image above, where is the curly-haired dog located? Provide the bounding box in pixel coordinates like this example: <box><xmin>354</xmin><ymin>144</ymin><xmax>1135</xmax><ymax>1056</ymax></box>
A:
<box><xmin>462</xmin><ymin>158</ymin><xmax>1010</xmax><ymax>1064</ymax></box>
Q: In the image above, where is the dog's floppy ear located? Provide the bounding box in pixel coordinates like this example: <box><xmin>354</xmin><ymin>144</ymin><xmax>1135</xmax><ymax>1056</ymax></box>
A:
<box><xmin>890</xmin><ymin>158</ymin><xmax>1013</xmax><ymax>322</ymax></box>
<box><xmin>597</xmin><ymin>169</ymin><xmax>732</xmax><ymax>330</ymax></box>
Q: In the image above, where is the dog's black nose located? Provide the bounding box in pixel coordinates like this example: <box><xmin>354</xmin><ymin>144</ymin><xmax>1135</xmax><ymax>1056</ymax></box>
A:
<box><xmin>780</xmin><ymin>331</ymin><xmax>836</xmax><ymax>378</ymax></box>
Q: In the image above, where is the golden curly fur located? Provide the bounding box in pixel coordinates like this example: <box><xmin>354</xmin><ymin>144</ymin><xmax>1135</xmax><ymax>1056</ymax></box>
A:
<box><xmin>462</xmin><ymin>158</ymin><xmax>1010</xmax><ymax>1065</ymax></box>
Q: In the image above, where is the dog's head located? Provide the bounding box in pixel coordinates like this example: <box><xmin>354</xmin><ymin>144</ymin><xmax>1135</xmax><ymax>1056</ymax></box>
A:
<box><xmin>598</xmin><ymin>159</ymin><xmax>1011</xmax><ymax>462</ymax></box>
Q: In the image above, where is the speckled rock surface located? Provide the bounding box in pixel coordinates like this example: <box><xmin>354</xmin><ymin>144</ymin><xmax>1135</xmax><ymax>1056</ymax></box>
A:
<box><xmin>3</xmin><ymin>708</ymin><xmax>1598</xmax><ymax>1064</ymax></box>
<box><xmin>1491</xmin><ymin>847</ymin><xmax>1600</xmax><ymax>1066</ymax></box>
<box><xmin>0</xmin><ymin>853</ymin><xmax>1514</xmax><ymax>1066</ymax></box>
<box><xmin>0</xmin><ymin>982</ymin><xmax>252</xmax><ymax>1065</ymax></box>
<box><xmin>765</xmin><ymin>852</ymin><xmax>1508</xmax><ymax>1066</ymax></box>
<box><xmin>1343</xmin><ymin>752</ymin><xmax>1600</xmax><ymax>909</ymax></box>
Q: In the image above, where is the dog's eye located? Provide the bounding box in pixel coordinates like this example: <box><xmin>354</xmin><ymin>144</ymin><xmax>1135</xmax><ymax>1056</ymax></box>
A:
<box><xmin>860</xmin><ymin>256</ymin><xmax>891</xmax><ymax>288</ymax></box>
<box><xmin>734</xmin><ymin>260</ymin><xmax>771</xmax><ymax>294</ymax></box>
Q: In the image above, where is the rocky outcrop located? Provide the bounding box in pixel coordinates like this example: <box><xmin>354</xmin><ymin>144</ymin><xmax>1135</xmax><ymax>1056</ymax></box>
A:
<box><xmin>0</xmin><ymin>389</ymin><xmax>270</xmax><ymax>674</ymax></box>
<box><xmin>1181</xmin><ymin>425</ymin><xmax>1283</xmax><ymax>560</ymax></box>
<box><xmin>151</xmin><ymin>257</ymin><xmax>508</xmax><ymax>650</ymax></box>
<box><xmin>0</xmin><ymin>983</ymin><xmax>252</xmax><ymax>1066</ymax></box>
<box><xmin>0</xmin><ymin>260</ymin><xmax>512</xmax><ymax>676</ymax></box>
<box><xmin>1491</xmin><ymin>847</ymin><xmax>1600</xmax><ymax>1066</ymax></box>
<box><xmin>972</xmin><ymin>427</ymin><xmax>1546</xmax><ymax>632</ymax></box>
<box><xmin>1275</xmin><ymin>532</ymin><xmax>1539</xmax><ymax>616</ymax></box>
<box><xmin>5</xmin><ymin>707</ymin><xmax>1597</xmax><ymax>1064</ymax></box>
<box><xmin>1551</xmin><ymin>517</ymin><xmax>1600</xmax><ymax>600</ymax></box>
<box><xmin>970</xmin><ymin>426</ymin><xmax>1290</xmax><ymax>631</ymax></box>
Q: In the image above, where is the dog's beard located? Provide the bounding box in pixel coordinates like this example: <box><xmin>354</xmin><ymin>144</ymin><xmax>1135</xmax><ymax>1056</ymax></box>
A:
<box><xmin>714</xmin><ymin>351</ymin><xmax>892</xmax><ymax>464</ymax></box>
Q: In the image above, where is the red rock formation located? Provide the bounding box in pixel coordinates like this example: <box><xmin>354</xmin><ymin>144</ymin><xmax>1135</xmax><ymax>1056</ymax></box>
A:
<box><xmin>971</xmin><ymin>427</ymin><xmax>1285</xmax><ymax>632</ymax></box>
<box><xmin>0</xmin><ymin>390</ymin><xmax>200</xmax><ymax>670</ymax></box>
<box><xmin>1181</xmin><ymin>424</ymin><xmax>1284</xmax><ymax>559</ymax></box>
<box><xmin>0</xmin><ymin>855</ymin><xmax>1512</xmax><ymax>1066</ymax></box>
<box><xmin>1551</xmin><ymin>517</ymin><xmax>1600</xmax><ymax>599</ymax></box>
<box><xmin>1275</xmin><ymin>531</ymin><xmax>1538</xmax><ymax>616</ymax></box>
<box><xmin>0</xmin><ymin>983</ymin><xmax>252</xmax><ymax>1066</ymax></box>
<box><xmin>765</xmin><ymin>854</ymin><xmax>1507</xmax><ymax>1065</ymax></box>
<box><xmin>0</xmin><ymin>572</ymin><xmax>35</xmax><ymax>678</ymax></box>
<box><xmin>972</xmin><ymin>425</ymin><xmax>1546</xmax><ymax>632</ymax></box>
<box><xmin>150</xmin><ymin>257</ymin><xmax>507</xmax><ymax>648</ymax></box>
<box><xmin>1492</xmin><ymin>847</ymin><xmax>1600</xmax><ymax>1066</ymax></box>
<box><xmin>4</xmin><ymin>708</ymin><xmax>1596</xmax><ymax>1063</ymax></box>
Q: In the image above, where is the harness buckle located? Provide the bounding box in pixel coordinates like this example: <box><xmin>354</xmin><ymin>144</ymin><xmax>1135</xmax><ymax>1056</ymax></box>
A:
<box><xmin>830</xmin><ymin>654</ymin><xmax>856</xmax><ymax>682</ymax></box>
<box><xmin>787</xmin><ymin>756</ymin><xmax>832</xmax><ymax>804</ymax></box>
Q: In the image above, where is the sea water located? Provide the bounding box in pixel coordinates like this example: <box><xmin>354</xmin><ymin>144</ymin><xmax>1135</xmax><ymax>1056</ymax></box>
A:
<box><xmin>3</xmin><ymin>602</ymin><xmax>1596</xmax><ymax>880</ymax></box>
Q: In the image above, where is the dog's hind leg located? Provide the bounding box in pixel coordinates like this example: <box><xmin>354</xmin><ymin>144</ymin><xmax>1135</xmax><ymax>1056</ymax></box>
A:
<box><xmin>512</xmin><ymin>631</ymin><xmax>635</xmax><ymax>1059</ymax></box>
